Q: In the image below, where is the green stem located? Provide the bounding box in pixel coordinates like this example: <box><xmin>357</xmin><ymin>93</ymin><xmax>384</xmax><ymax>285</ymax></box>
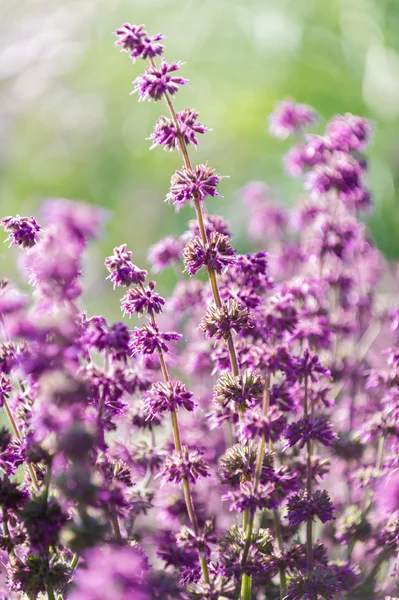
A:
<box><xmin>47</xmin><ymin>585</ymin><xmax>56</xmax><ymax>600</ymax></box>
<box><xmin>240</xmin><ymin>374</ymin><xmax>270</xmax><ymax>599</ymax></box>
<box><xmin>273</xmin><ymin>510</ymin><xmax>286</xmax><ymax>598</ymax></box>
<box><xmin>145</xmin><ymin>303</ymin><xmax>210</xmax><ymax>584</ymax></box>
<box><xmin>70</xmin><ymin>553</ymin><xmax>79</xmax><ymax>571</ymax></box>
<box><xmin>111</xmin><ymin>512</ymin><xmax>122</xmax><ymax>542</ymax></box>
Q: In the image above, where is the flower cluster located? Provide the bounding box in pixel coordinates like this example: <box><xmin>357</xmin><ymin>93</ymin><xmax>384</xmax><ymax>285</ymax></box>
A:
<box><xmin>0</xmin><ymin>20</ymin><xmax>397</xmax><ymax>600</ymax></box>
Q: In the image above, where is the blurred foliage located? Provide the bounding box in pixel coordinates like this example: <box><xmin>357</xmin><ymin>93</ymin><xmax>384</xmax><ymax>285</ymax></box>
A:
<box><xmin>1</xmin><ymin>0</ymin><xmax>399</xmax><ymax>317</ymax></box>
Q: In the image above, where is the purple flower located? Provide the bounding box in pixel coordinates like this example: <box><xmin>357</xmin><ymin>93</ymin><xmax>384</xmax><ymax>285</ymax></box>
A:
<box><xmin>0</xmin><ymin>476</ymin><xmax>29</xmax><ymax>512</ymax></box>
<box><xmin>269</xmin><ymin>101</ymin><xmax>317</xmax><ymax>139</ymax></box>
<box><xmin>167</xmin><ymin>165</ymin><xmax>221</xmax><ymax>208</ymax></box>
<box><xmin>0</xmin><ymin>283</ymin><xmax>28</xmax><ymax>317</ymax></box>
<box><xmin>105</xmin><ymin>244</ymin><xmax>147</xmax><ymax>288</ymax></box>
<box><xmin>121</xmin><ymin>281</ymin><xmax>165</xmax><ymax>316</ymax></box>
<box><xmin>183</xmin><ymin>232</ymin><xmax>236</xmax><ymax>276</ymax></box>
<box><xmin>0</xmin><ymin>427</ymin><xmax>24</xmax><ymax>476</ymax></box>
<box><xmin>134</xmin><ymin>59</ymin><xmax>187</xmax><ymax>102</ymax></box>
<box><xmin>1</xmin><ymin>215</ymin><xmax>41</xmax><ymax>248</ymax></box>
<box><xmin>144</xmin><ymin>380</ymin><xmax>196</xmax><ymax>417</ymax></box>
<box><xmin>41</xmin><ymin>198</ymin><xmax>104</xmax><ymax>242</ymax></box>
<box><xmin>287</xmin><ymin>490</ymin><xmax>335</xmax><ymax>527</ymax></box>
<box><xmin>69</xmin><ymin>545</ymin><xmax>150</xmax><ymax>600</ymax></box>
<box><xmin>287</xmin><ymin>350</ymin><xmax>331</xmax><ymax>383</ymax></box>
<box><xmin>326</xmin><ymin>113</ymin><xmax>372</xmax><ymax>152</ymax></box>
<box><xmin>147</xmin><ymin>236</ymin><xmax>183</xmax><ymax>272</ymax></box>
<box><xmin>82</xmin><ymin>315</ymin><xmax>130</xmax><ymax>362</ymax></box>
<box><xmin>199</xmin><ymin>300</ymin><xmax>252</xmax><ymax>340</ymax></box>
<box><xmin>188</xmin><ymin>213</ymin><xmax>231</xmax><ymax>238</ymax></box>
<box><xmin>213</xmin><ymin>369</ymin><xmax>264</xmax><ymax>409</ymax></box>
<box><xmin>150</xmin><ymin>108</ymin><xmax>209</xmax><ymax>151</ymax></box>
<box><xmin>115</xmin><ymin>23</ymin><xmax>164</xmax><ymax>62</ymax></box>
<box><xmin>160</xmin><ymin>446</ymin><xmax>209</xmax><ymax>484</ymax></box>
<box><xmin>306</xmin><ymin>153</ymin><xmax>370</xmax><ymax>211</ymax></box>
<box><xmin>0</xmin><ymin>374</ymin><xmax>12</xmax><ymax>408</ymax></box>
<box><xmin>130</xmin><ymin>323</ymin><xmax>181</xmax><ymax>355</ymax></box>
<box><xmin>223</xmin><ymin>481</ymin><xmax>278</xmax><ymax>513</ymax></box>
<box><xmin>20</xmin><ymin>497</ymin><xmax>68</xmax><ymax>553</ymax></box>
<box><xmin>23</xmin><ymin>227</ymin><xmax>83</xmax><ymax>297</ymax></box>
<box><xmin>285</xmin><ymin>416</ymin><xmax>336</xmax><ymax>449</ymax></box>
<box><xmin>240</xmin><ymin>406</ymin><xmax>286</xmax><ymax>442</ymax></box>
<box><xmin>285</xmin><ymin>567</ymin><xmax>340</xmax><ymax>600</ymax></box>
<box><xmin>284</xmin><ymin>135</ymin><xmax>329</xmax><ymax>177</ymax></box>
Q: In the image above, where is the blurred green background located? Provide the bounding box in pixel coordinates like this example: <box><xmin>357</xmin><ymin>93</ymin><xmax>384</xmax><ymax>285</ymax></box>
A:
<box><xmin>1</xmin><ymin>0</ymin><xmax>399</xmax><ymax>316</ymax></box>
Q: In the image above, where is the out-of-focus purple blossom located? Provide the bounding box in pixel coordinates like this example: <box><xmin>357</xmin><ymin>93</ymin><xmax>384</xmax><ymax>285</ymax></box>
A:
<box><xmin>269</xmin><ymin>101</ymin><xmax>317</xmax><ymax>139</ymax></box>
<box><xmin>144</xmin><ymin>380</ymin><xmax>196</xmax><ymax>418</ymax></box>
<box><xmin>130</xmin><ymin>323</ymin><xmax>181</xmax><ymax>356</ymax></box>
<box><xmin>326</xmin><ymin>113</ymin><xmax>371</xmax><ymax>152</ymax></box>
<box><xmin>287</xmin><ymin>490</ymin><xmax>335</xmax><ymax>526</ymax></box>
<box><xmin>167</xmin><ymin>165</ymin><xmax>222</xmax><ymax>209</ymax></box>
<box><xmin>0</xmin><ymin>282</ymin><xmax>28</xmax><ymax>316</ymax></box>
<box><xmin>115</xmin><ymin>23</ymin><xmax>164</xmax><ymax>62</ymax></box>
<box><xmin>23</xmin><ymin>227</ymin><xmax>83</xmax><ymax>298</ymax></box>
<box><xmin>82</xmin><ymin>315</ymin><xmax>130</xmax><ymax>361</ymax></box>
<box><xmin>121</xmin><ymin>281</ymin><xmax>165</xmax><ymax>317</ymax></box>
<box><xmin>69</xmin><ymin>544</ymin><xmax>150</xmax><ymax>600</ymax></box>
<box><xmin>284</xmin><ymin>135</ymin><xmax>329</xmax><ymax>177</ymax></box>
<box><xmin>168</xmin><ymin>280</ymin><xmax>205</xmax><ymax>313</ymax></box>
<box><xmin>148</xmin><ymin>236</ymin><xmax>183</xmax><ymax>272</ymax></box>
<box><xmin>1</xmin><ymin>215</ymin><xmax>41</xmax><ymax>248</ymax></box>
<box><xmin>150</xmin><ymin>108</ymin><xmax>209</xmax><ymax>151</ymax></box>
<box><xmin>306</xmin><ymin>153</ymin><xmax>370</xmax><ymax>211</ymax></box>
<box><xmin>105</xmin><ymin>244</ymin><xmax>147</xmax><ymax>288</ymax></box>
<box><xmin>41</xmin><ymin>199</ymin><xmax>105</xmax><ymax>242</ymax></box>
<box><xmin>134</xmin><ymin>59</ymin><xmax>187</xmax><ymax>102</ymax></box>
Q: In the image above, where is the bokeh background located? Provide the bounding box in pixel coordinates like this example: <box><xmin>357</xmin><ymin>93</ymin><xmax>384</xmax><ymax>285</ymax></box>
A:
<box><xmin>1</xmin><ymin>0</ymin><xmax>399</xmax><ymax>316</ymax></box>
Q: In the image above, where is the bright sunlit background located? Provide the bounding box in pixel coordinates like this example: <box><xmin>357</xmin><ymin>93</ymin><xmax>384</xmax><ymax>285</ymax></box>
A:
<box><xmin>1</xmin><ymin>0</ymin><xmax>399</xmax><ymax>315</ymax></box>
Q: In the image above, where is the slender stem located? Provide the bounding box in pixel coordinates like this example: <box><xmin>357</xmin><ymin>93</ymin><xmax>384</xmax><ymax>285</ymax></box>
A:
<box><xmin>111</xmin><ymin>513</ymin><xmax>122</xmax><ymax>542</ymax></box>
<box><xmin>376</xmin><ymin>436</ymin><xmax>385</xmax><ymax>471</ymax></box>
<box><xmin>240</xmin><ymin>374</ymin><xmax>270</xmax><ymax>600</ymax></box>
<box><xmin>70</xmin><ymin>553</ymin><xmax>79</xmax><ymax>571</ymax></box>
<box><xmin>273</xmin><ymin>509</ymin><xmax>287</xmax><ymax>598</ymax></box>
<box><xmin>47</xmin><ymin>585</ymin><xmax>56</xmax><ymax>600</ymax></box>
<box><xmin>143</xmin><ymin>294</ymin><xmax>210</xmax><ymax>584</ymax></box>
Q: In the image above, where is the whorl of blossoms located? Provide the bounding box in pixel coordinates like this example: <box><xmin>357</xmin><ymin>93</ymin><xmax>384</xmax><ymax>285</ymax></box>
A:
<box><xmin>105</xmin><ymin>244</ymin><xmax>147</xmax><ymax>288</ymax></box>
<box><xmin>167</xmin><ymin>164</ymin><xmax>222</xmax><ymax>208</ymax></box>
<box><xmin>133</xmin><ymin>59</ymin><xmax>188</xmax><ymax>102</ymax></box>
<box><xmin>0</xmin><ymin>19</ymin><xmax>397</xmax><ymax>600</ymax></box>
<box><xmin>150</xmin><ymin>108</ymin><xmax>209</xmax><ymax>151</ymax></box>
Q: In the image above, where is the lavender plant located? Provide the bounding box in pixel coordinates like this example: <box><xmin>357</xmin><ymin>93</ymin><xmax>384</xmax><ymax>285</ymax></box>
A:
<box><xmin>0</xmin><ymin>20</ymin><xmax>398</xmax><ymax>600</ymax></box>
